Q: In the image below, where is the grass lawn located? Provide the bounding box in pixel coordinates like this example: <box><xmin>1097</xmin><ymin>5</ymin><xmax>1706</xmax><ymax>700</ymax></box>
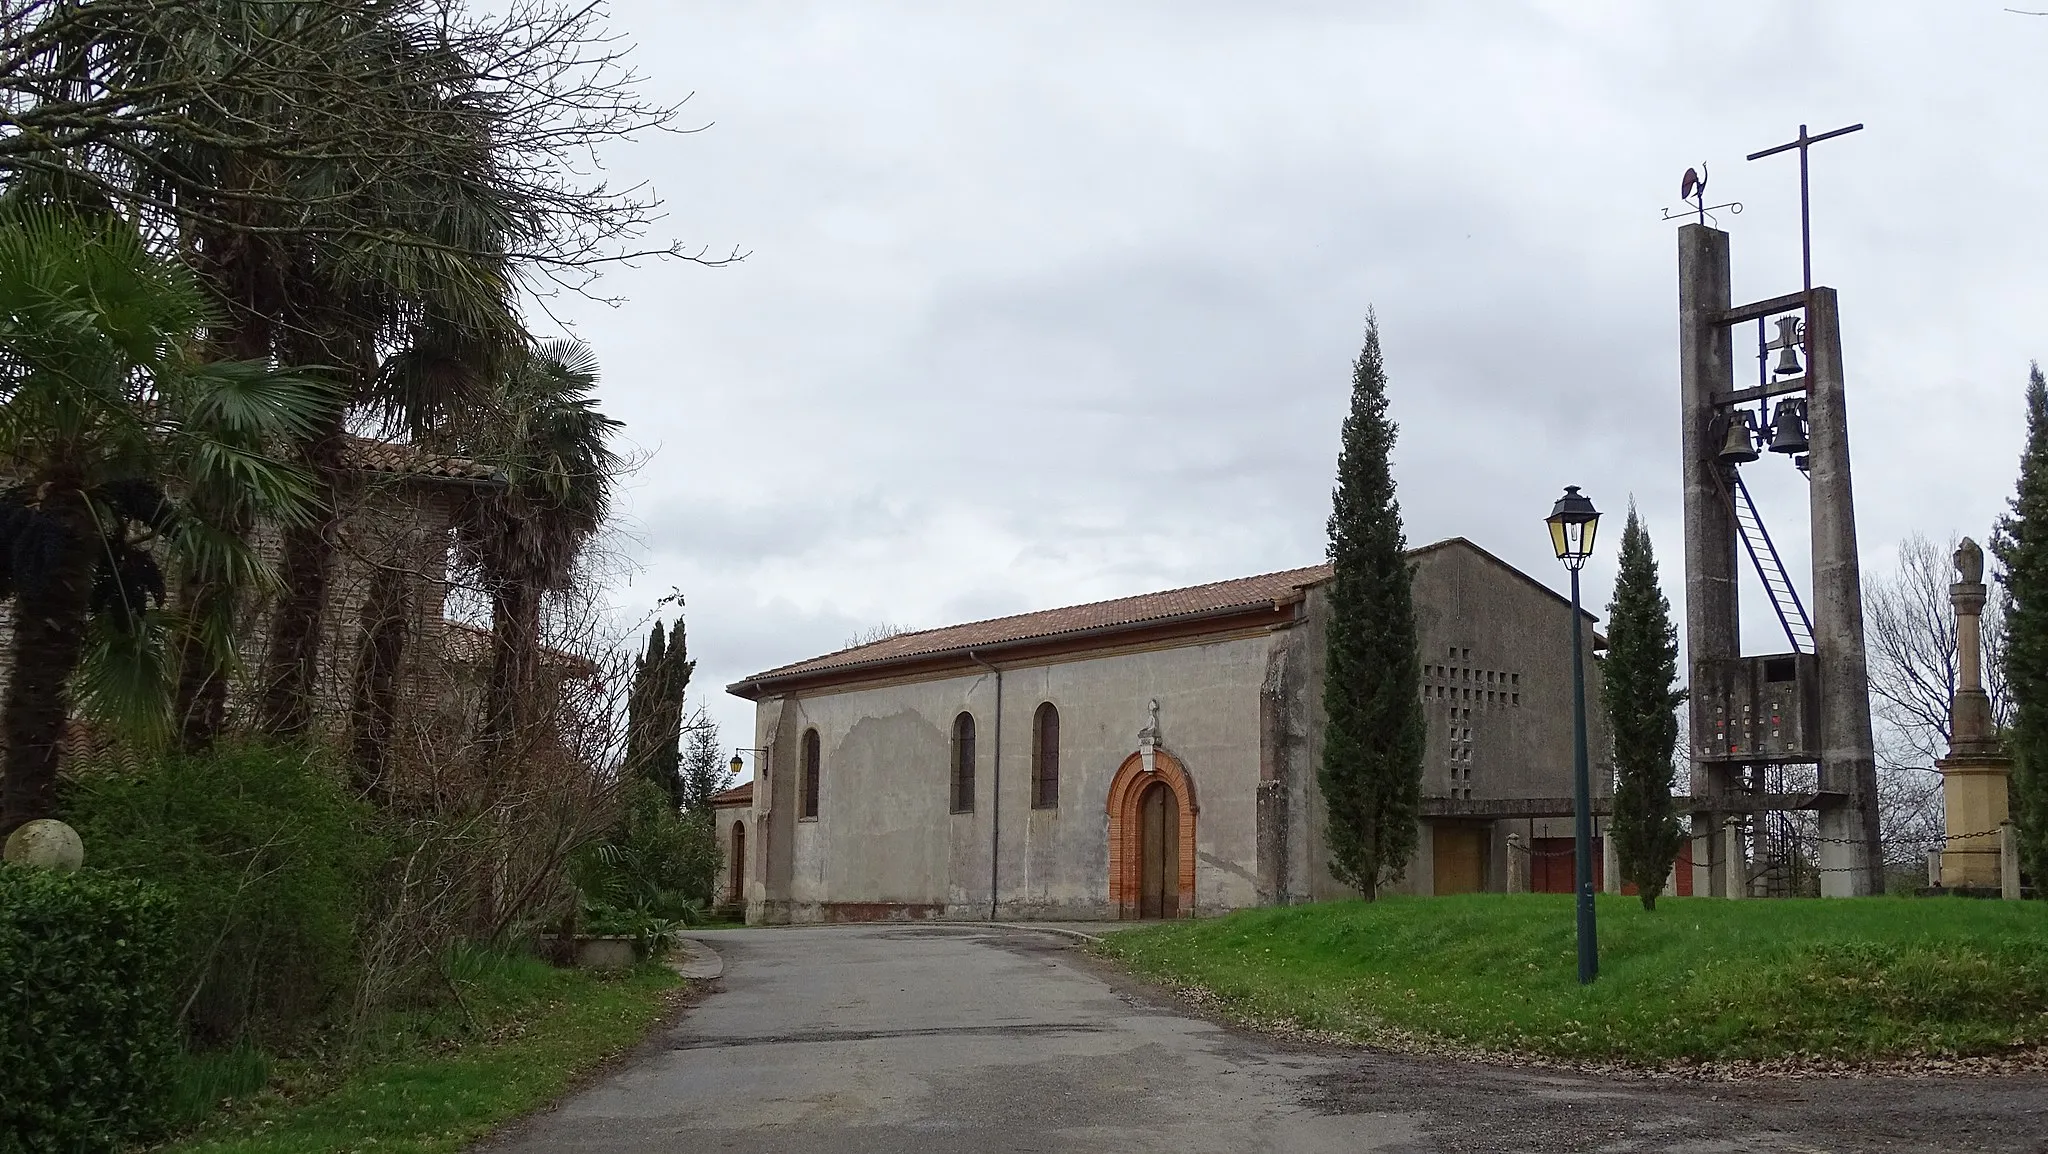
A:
<box><xmin>1098</xmin><ymin>894</ymin><xmax>2048</xmax><ymax>1063</ymax></box>
<box><xmin>158</xmin><ymin>951</ymin><xmax>684</xmax><ymax>1154</ymax></box>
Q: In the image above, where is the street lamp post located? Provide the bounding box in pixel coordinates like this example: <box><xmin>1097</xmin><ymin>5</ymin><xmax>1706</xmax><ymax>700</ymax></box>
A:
<box><xmin>1546</xmin><ymin>485</ymin><xmax>1602</xmax><ymax>986</ymax></box>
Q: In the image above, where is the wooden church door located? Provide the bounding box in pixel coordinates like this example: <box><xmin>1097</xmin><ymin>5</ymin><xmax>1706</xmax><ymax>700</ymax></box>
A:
<box><xmin>1138</xmin><ymin>780</ymin><xmax>1179</xmax><ymax>918</ymax></box>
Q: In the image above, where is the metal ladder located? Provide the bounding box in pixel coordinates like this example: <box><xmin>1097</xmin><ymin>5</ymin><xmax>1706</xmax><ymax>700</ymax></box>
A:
<box><xmin>1730</xmin><ymin>471</ymin><xmax>1815</xmax><ymax>654</ymax></box>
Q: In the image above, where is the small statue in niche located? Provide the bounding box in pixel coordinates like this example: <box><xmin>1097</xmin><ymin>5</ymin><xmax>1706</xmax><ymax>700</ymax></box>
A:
<box><xmin>1138</xmin><ymin>698</ymin><xmax>1161</xmax><ymax>773</ymax></box>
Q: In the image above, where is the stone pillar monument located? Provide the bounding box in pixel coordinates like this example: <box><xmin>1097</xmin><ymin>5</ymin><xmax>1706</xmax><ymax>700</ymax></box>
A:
<box><xmin>1937</xmin><ymin>538</ymin><xmax>2010</xmax><ymax>889</ymax></box>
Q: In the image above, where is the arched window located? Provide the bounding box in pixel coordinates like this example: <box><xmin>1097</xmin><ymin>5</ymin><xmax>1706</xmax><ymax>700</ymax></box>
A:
<box><xmin>729</xmin><ymin>821</ymin><xmax>746</xmax><ymax>903</ymax></box>
<box><xmin>950</xmin><ymin>711</ymin><xmax>976</xmax><ymax>813</ymax></box>
<box><xmin>800</xmin><ymin>728</ymin><xmax>821</xmax><ymax>819</ymax></box>
<box><xmin>1031</xmin><ymin>702</ymin><xmax>1060</xmax><ymax>809</ymax></box>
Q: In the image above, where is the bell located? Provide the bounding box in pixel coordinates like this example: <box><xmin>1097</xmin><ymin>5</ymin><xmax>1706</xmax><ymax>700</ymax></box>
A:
<box><xmin>1770</xmin><ymin>316</ymin><xmax>1803</xmax><ymax>377</ymax></box>
<box><xmin>1772</xmin><ymin>343</ymin><xmax>1803</xmax><ymax>378</ymax></box>
<box><xmin>1717</xmin><ymin>412</ymin><xmax>1759</xmax><ymax>464</ymax></box>
<box><xmin>1768</xmin><ymin>399</ymin><xmax>1809</xmax><ymax>456</ymax></box>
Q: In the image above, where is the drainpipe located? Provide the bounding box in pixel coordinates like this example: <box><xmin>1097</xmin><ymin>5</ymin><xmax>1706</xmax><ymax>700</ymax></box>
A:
<box><xmin>968</xmin><ymin>650</ymin><xmax>1003</xmax><ymax>920</ymax></box>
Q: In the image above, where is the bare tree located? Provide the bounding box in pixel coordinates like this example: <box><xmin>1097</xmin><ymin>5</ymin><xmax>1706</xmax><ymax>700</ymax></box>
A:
<box><xmin>1868</xmin><ymin>533</ymin><xmax>2013</xmax><ymax>765</ymax></box>
<box><xmin>1864</xmin><ymin>532</ymin><xmax>2012</xmax><ymax>871</ymax></box>
<box><xmin>0</xmin><ymin>0</ymin><xmax>739</xmax><ymax>286</ymax></box>
<box><xmin>844</xmin><ymin>622</ymin><xmax>916</xmax><ymax>649</ymax></box>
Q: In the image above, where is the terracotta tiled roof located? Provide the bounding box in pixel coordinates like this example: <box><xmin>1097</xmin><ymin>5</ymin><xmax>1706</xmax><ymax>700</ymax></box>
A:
<box><xmin>731</xmin><ymin>537</ymin><xmax>1606</xmax><ymax>696</ymax></box>
<box><xmin>342</xmin><ymin>436</ymin><xmax>499</xmax><ymax>482</ymax></box>
<box><xmin>708</xmin><ymin>782</ymin><xmax>753</xmax><ymax>808</ymax></box>
<box><xmin>441</xmin><ymin>620</ymin><xmax>598</xmax><ymax>676</ymax></box>
<box><xmin>736</xmin><ymin>564</ymin><xmax>1332</xmax><ymax>687</ymax></box>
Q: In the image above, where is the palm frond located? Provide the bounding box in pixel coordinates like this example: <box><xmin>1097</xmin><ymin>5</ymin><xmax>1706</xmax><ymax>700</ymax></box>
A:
<box><xmin>75</xmin><ymin>610</ymin><xmax>176</xmax><ymax>747</ymax></box>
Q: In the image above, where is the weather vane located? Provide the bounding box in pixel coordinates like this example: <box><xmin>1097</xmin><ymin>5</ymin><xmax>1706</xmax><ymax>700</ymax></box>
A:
<box><xmin>1661</xmin><ymin>163</ymin><xmax>1741</xmax><ymax>227</ymax></box>
<box><xmin>1747</xmin><ymin>122</ymin><xmax>1863</xmax><ymax>295</ymax></box>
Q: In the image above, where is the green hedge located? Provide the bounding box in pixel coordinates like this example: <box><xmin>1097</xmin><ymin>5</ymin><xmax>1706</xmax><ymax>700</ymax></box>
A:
<box><xmin>66</xmin><ymin>744</ymin><xmax>384</xmax><ymax>1045</ymax></box>
<box><xmin>1</xmin><ymin>865</ymin><xmax>179</xmax><ymax>1152</ymax></box>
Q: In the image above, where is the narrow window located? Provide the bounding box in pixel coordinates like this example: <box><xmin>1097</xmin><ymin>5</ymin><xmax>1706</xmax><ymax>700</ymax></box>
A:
<box><xmin>800</xmin><ymin>728</ymin><xmax>821</xmax><ymax>819</ymax></box>
<box><xmin>951</xmin><ymin>711</ymin><xmax>976</xmax><ymax>813</ymax></box>
<box><xmin>1032</xmin><ymin>702</ymin><xmax>1060</xmax><ymax>808</ymax></box>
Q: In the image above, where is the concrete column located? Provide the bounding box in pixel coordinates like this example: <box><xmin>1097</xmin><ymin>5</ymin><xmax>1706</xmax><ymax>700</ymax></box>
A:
<box><xmin>1412</xmin><ymin>821</ymin><xmax>1437</xmax><ymax>897</ymax></box>
<box><xmin>2003</xmin><ymin>824</ymin><xmax>2023</xmax><ymax>900</ymax></box>
<box><xmin>1804</xmin><ymin>290</ymin><xmax>1882</xmax><ymax>896</ymax></box>
<box><xmin>1505</xmin><ymin>833</ymin><xmax>1528</xmax><ymax>894</ymax></box>
<box><xmin>1602</xmin><ymin>827</ymin><xmax>1620</xmax><ymax>895</ymax></box>
<box><xmin>1925</xmin><ymin>849</ymin><xmax>1941</xmax><ymax>890</ymax></box>
<box><xmin>1693</xmin><ymin>818</ymin><xmax>1720</xmax><ymax>898</ymax></box>
<box><xmin>1723</xmin><ymin>820</ymin><xmax>1747</xmax><ymax>899</ymax></box>
<box><xmin>1939</xmin><ymin>540</ymin><xmax>2012</xmax><ymax>889</ymax></box>
<box><xmin>1678</xmin><ymin>225</ymin><xmax>1741</xmax><ymax>893</ymax></box>
<box><xmin>1665</xmin><ymin>858</ymin><xmax>1680</xmax><ymax>897</ymax></box>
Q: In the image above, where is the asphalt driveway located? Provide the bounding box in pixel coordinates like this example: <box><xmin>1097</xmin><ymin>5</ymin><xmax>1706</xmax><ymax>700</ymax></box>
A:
<box><xmin>482</xmin><ymin>924</ymin><xmax>2048</xmax><ymax>1154</ymax></box>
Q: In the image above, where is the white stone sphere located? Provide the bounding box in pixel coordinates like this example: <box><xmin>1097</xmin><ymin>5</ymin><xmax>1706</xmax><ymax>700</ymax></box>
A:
<box><xmin>4</xmin><ymin>819</ymin><xmax>84</xmax><ymax>872</ymax></box>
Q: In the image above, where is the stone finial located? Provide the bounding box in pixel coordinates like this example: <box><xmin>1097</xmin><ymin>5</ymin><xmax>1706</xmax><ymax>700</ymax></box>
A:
<box><xmin>1138</xmin><ymin>698</ymin><xmax>1161</xmax><ymax>773</ymax></box>
<box><xmin>3</xmin><ymin>819</ymin><xmax>83</xmax><ymax>872</ymax></box>
<box><xmin>1955</xmin><ymin>537</ymin><xmax>1984</xmax><ymax>585</ymax></box>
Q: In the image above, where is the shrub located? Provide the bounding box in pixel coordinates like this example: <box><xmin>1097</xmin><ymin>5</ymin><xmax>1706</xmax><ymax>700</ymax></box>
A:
<box><xmin>572</xmin><ymin>778</ymin><xmax>720</xmax><ymax>919</ymax></box>
<box><xmin>1</xmin><ymin>865</ymin><xmax>180</xmax><ymax>1152</ymax></box>
<box><xmin>64</xmin><ymin>743</ymin><xmax>385</xmax><ymax>1045</ymax></box>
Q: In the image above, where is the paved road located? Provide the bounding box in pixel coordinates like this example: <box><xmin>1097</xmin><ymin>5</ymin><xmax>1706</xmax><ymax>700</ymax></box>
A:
<box><xmin>484</xmin><ymin>924</ymin><xmax>2048</xmax><ymax>1154</ymax></box>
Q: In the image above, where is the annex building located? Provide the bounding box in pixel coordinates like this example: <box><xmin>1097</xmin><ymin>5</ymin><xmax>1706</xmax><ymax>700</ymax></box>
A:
<box><xmin>724</xmin><ymin>537</ymin><xmax>1613</xmax><ymax>923</ymax></box>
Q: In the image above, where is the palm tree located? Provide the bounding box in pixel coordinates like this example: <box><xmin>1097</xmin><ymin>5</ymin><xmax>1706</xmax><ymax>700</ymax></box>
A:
<box><xmin>454</xmin><ymin>339</ymin><xmax>620</xmax><ymax>746</ymax></box>
<box><xmin>0</xmin><ymin>203</ymin><xmax>326</xmax><ymax>835</ymax></box>
<box><xmin>255</xmin><ymin>22</ymin><xmax>523</xmax><ymax>740</ymax></box>
<box><xmin>31</xmin><ymin>0</ymin><xmax>518</xmax><ymax>747</ymax></box>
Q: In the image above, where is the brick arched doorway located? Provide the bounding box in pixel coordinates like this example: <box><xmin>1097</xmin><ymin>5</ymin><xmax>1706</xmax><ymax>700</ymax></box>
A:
<box><xmin>1106</xmin><ymin>748</ymin><xmax>1197</xmax><ymax>918</ymax></box>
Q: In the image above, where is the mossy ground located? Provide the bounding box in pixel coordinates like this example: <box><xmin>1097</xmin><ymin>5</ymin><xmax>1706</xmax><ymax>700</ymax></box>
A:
<box><xmin>159</xmin><ymin>951</ymin><xmax>683</xmax><ymax>1154</ymax></box>
<box><xmin>1098</xmin><ymin>894</ymin><xmax>2048</xmax><ymax>1062</ymax></box>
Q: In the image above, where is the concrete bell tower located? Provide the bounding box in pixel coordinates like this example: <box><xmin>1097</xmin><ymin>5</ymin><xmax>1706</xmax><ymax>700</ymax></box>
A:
<box><xmin>1676</xmin><ymin>221</ymin><xmax>1883</xmax><ymax>897</ymax></box>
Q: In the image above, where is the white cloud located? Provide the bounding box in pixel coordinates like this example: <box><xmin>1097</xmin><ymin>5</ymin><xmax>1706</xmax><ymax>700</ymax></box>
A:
<box><xmin>552</xmin><ymin>1</ymin><xmax>2048</xmax><ymax>750</ymax></box>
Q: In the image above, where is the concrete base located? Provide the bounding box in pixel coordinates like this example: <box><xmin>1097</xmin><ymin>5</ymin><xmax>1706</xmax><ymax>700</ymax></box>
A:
<box><xmin>1817</xmin><ymin>809</ymin><xmax>1872</xmax><ymax>897</ymax></box>
<box><xmin>1692</xmin><ymin>824</ymin><xmax>1718</xmax><ymax>898</ymax></box>
<box><xmin>1723</xmin><ymin>820</ymin><xmax>1747</xmax><ymax>899</ymax></box>
<box><xmin>542</xmin><ymin>935</ymin><xmax>637</xmax><ymax>970</ymax></box>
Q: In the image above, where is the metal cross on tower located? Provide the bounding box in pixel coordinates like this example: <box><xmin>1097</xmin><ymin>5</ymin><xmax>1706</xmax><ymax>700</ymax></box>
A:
<box><xmin>1747</xmin><ymin>123</ymin><xmax>1863</xmax><ymax>296</ymax></box>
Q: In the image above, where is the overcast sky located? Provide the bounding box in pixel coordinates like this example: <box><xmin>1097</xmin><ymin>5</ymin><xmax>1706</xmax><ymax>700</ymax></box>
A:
<box><xmin>544</xmin><ymin>2</ymin><xmax>2048</xmax><ymax>756</ymax></box>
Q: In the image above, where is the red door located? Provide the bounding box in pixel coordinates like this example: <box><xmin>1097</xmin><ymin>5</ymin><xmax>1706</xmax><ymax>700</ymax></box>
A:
<box><xmin>1531</xmin><ymin>838</ymin><xmax>1604</xmax><ymax>893</ymax></box>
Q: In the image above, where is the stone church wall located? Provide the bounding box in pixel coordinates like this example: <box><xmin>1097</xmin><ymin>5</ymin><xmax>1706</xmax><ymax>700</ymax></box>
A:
<box><xmin>740</xmin><ymin>537</ymin><xmax>1615</xmax><ymax>921</ymax></box>
<box><xmin>748</xmin><ymin>630</ymin><xmax>1277</xmax><ymax>922</ymax></box>
<box><xmin>1289</xmin><ymin>542</ymin><xmax>1614</xmax><ymax>900</ymax></box>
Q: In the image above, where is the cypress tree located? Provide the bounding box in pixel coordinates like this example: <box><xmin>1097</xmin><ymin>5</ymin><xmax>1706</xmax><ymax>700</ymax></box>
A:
<box><xmin>625</xmin><ymin>617</ymin><xmax>695</xmax><ymax>810</ymax></box>
<box><xmin>1602</xmin><ymin>502</ymin><xmax>1688</xmax><ymax>909</ymax></box>
<box><xmin>1319</xmin><ymin>310</ymin><xmax>1424</xmax><ymax>898</ymax></box>
<box><xmin>1992</xmin><ymin>363</ymin><xmax>2048</xmax><ymax>889</ymax></box>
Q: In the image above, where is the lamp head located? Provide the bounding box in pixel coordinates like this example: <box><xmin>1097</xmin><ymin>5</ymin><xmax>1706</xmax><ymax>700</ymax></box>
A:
<box><xmin>1546</xmin><ymin>485</ymin><xmax>1600</xmax><ymax>571</ymax></box>
<box><xmin>729</xmin><ymin>754</ymin><xmax>745</xmax><ymax>778</ymax></box>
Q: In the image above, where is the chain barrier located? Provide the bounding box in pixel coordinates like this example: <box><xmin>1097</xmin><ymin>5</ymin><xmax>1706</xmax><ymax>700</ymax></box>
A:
<box><xmin>1505</xmin><ymin>826</ymin><xmax>2012</xmax><ymax>859</ymax></box>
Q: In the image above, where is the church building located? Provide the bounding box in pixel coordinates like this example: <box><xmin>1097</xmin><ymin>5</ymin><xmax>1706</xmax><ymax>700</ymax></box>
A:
<box><xmin>725</xmin><ymin>537</ymin><xmax>1611</xmax><ymax>923</ymax></box>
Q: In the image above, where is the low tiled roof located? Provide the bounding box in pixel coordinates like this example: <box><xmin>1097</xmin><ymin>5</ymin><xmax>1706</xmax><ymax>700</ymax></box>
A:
<box><xmin>441</xmin><ymin>620</ymin><xmax>598</xmax><ymax>676</ymax></box>
<box><xmin>737</xmin><ymin>564</ymin><xmax>1331</xmax><ymax>686</ymax></box>
<box><xmin>708</xmin><ymin>782</ymin><xmax>753</xmax><ymax>808</ymax></box>
<box><xmin>731</xmin><ymin>537</ymin><xmax>1606</xmax><ymax>696</ymax></box>
<box><xmin>342</xmin><ymin>436</ymin><xmax>499</xmax><ymax>482</ymax></box>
